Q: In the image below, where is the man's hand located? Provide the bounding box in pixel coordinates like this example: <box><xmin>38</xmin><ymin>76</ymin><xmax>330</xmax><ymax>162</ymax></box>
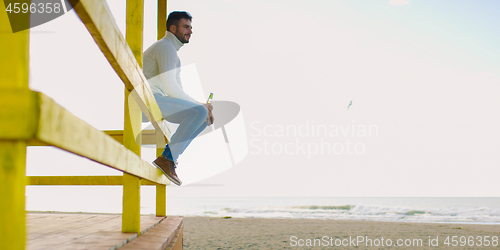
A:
<box><xmin>199</xmin><ymin>102</ymin><xmax>214</xmax><ymax>126</ymax></box>
<box><xmin>207</xmin><ymin>110</ymin><xmax>214</xmax><ymax>126</ymax></box>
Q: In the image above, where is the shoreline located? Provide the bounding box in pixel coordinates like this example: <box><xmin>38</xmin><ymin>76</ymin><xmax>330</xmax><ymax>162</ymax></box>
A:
<box><xmin>178</xmin><ymin>214</ymin><xmax>500</xmax><ymax>225</ymax></box>
<box><xmin>183</xmin><ymin>216</ymin><xmax>500</xmax><ymax>249</ymax></box>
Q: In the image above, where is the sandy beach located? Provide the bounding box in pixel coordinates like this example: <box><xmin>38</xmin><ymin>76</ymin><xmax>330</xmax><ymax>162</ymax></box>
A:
<box><xmin>183</xmin><ymin>217</ymin><xmax>500</xmax><ymax>249</ymax></box>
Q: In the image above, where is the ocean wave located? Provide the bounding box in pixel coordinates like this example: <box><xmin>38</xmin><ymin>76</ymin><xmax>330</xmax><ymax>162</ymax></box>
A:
<box><xmin>186</xmin><ymin>204</ymin><xmax>500</xmax><ymax>224</ymax></box>
<box><xmin>166</xmin><ymin>198</ymin><xmax>500</xmax><ymax>224</ymax></box>
<box><xmin>292</xmin><ymin>205</ymin><xmax>354</xmax><ymax>210</ymax></box>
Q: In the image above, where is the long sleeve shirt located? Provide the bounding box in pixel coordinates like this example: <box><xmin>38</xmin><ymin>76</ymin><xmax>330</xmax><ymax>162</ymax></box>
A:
<box><xmin>143</xmin><ymin>31</ymin><xmax>197</xmax><ymax>103</ymax></box>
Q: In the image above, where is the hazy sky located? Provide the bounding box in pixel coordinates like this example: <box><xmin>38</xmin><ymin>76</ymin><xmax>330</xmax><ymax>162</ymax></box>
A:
<box><xmin>27</xmin><ymin>0</ymin><xmax>500</xmax><ymax>199</ymax></box>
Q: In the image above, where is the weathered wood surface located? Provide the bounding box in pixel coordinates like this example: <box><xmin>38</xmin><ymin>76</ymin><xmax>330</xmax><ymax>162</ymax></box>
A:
<box><xmin>119</xmin><ymin>216</ymin><xmax>183</xmax><ymax>250</ymax></box>
<box><xmin>26</xmin><ymin>212</ymin><xmax>166</xmax><ymax>250</ymax></box>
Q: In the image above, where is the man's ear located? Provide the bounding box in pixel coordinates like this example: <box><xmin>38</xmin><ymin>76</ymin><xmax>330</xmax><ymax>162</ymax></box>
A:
<box><xmin>169</xmin><ymin>25</ymin><xmax>176</xmax><ymax>33</ymax></box>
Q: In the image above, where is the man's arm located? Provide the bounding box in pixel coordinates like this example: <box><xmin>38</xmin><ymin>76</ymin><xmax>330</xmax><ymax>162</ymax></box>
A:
<box><xmin>156</xmin><ymin>45</ymin><xmax>197</xmax><ymax>103</ymax></box>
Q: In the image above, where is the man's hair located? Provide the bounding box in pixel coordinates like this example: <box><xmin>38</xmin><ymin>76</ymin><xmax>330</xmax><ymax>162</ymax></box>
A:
<box><xmin>166</xmin><ymin>11</ymin><xmax>192</xmax><ymax>32</ymax></box>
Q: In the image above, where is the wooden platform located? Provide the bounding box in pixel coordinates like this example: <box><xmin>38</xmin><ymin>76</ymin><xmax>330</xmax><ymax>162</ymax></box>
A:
<box><xmin>27</xmin><ymin>212</ymin><xmax>183</xmax><ymax>250</ymax></box>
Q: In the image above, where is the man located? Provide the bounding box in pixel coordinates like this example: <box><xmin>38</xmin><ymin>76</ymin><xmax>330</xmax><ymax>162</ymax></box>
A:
<box><xmin>143</xmin><ymin>11</ymin><xmax>214</xmax><ymax>186</ymax></box>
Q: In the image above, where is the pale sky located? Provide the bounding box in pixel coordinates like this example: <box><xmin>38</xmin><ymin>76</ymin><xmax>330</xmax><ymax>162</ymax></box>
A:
<box><xmin>27</xmin><ymin>0</ymin><xmax>500</xmax><ymax>199</ymax></box>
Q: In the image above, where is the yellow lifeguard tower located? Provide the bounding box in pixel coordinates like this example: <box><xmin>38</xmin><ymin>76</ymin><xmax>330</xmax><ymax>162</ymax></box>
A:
<box><xmin>0</xmin><ymin>0</ymin><xmax>183</xmax><ymax>249</ymax></box>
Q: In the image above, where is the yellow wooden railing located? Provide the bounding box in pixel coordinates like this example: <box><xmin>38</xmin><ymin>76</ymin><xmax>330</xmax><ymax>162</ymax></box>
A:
<box><xmin>0</xmin><ymin>0</ymin><xmax>171</xmax><ymax>248</ymax></box>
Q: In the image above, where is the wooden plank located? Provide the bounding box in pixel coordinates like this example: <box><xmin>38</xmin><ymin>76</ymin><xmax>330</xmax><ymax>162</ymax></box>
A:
<box><xmin>169</xmin><ymin>226</ymin><xmax>183</xmax><ymax>250</ymax></box>
<box><xmin>28</xmin><ymin>130</ymin><xmax>164</xmax><ymax>146</ymax></box>
<box><xmin>119</xmin><ymin>217</ymin><xmax>183</xmax><ymax>250</ymax></box>
<box><xmin>34</xmin><ymin>92</ymin><xmax>169</xmax><ymax>185</ymax></box>
<box><xmin>27</xmin><ymin>176</ymin><xmax>122</xmax><ymax>185</ymax></box>
<box><xmin>103</xmin><ymin>129</ymin><xmax>160</xmax><ymax>145</ymax></box>
<box><xmin>26</xmin><ymin>176</ymin><xmax>159</xmax><ymax>186</ymax></box>
<box><xmin>67</xmin><ymin>0</ymin><xmax>171</xmax><ymax>141</ymax></box>
<box><xmin>27</xmin><ymin>212</ymin><xmax>165</xmax><ymax>250</ymax></box>
<box><xmin>0</xmin><ymin>94</ymin><xmax>170</xmax><ymax>186</ymax></box>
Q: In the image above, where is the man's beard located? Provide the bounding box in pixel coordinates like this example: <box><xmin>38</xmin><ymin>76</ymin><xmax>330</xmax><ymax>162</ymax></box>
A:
<box><xmin>176</xmin><ymin>33</ymin><xmax>190</xmax><ymax>44</ymax></box>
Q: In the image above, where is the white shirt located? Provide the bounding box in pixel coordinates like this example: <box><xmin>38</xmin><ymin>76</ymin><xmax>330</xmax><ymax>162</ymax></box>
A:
<box><xmin>143</xmin><ymin>31</ymin><xmax>197</xmax><ymax>103</ymax></box>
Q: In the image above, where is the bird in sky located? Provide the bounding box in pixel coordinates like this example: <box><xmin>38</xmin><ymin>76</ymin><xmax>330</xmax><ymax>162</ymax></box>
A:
<box><xmin>348</xmin><ymin>100</ymin><xmax>353</xmax><ymax>110</ymax></box>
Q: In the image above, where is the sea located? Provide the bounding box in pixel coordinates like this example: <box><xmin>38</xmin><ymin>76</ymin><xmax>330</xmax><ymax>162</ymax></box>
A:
<box><xmin>25</xmin><ymin>187</ymin><xmax>500</xmax><ymax>224</ymax></box>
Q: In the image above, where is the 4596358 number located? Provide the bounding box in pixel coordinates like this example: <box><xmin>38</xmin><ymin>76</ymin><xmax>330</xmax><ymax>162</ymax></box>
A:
<box><xmin>6</xmin><ymin>2</ymin><xmax>62</xmax><ymax>14</ymax></box>
<box><xmin>443</xmin><ymin>236</ymin><xmax>498</xmax><ymax>247</ymax></box>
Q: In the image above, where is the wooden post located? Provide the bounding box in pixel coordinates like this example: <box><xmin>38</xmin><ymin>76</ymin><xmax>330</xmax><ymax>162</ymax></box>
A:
<box><xmin>123</xmin><ymin>0</ymin><xmax>144</xmax><ymax>233</ymax></box>
<box><xmin>156</xmin><ymin>132</ymin><xmax>167</xmax><ymax>216</ymax></box>
<box><xmin>156</xmin><ymin>183</ymin><xmax>167</xmax><ymax>216</ymax></box>
<box><xmin>0</xmin><ymin>0</ymin><xmax>30</xmax><ymax>248</ymax></box>
<box><xmin>157</xmin><ymin>0</ymin><xmax>167</xmax><ymax>40</ymax></box>
<box><xmin>122</xmin><ymin>172</ymin><xmax>141</xmax><ymax>233</ymax></box>
<box><xmin>155</xmin><ymin>0</ymin><xmax>168</xmax><ymax>217</ymax></box>
<box><xmin>122</xmin><ymin>88</ymin><xmax>142</xmax><ymax>232</ymax></box>
<box><xmin>0</xmin><ymin>142</ymin><xmax>27</xmax><ymax>250</ymax></box>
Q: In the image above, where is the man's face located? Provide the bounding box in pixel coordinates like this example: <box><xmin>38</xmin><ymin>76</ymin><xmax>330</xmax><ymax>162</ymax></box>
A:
<box><xmin>171</xmin><ymin>18</ymin><xmax>192</xmax><ymax>44</ymax></box>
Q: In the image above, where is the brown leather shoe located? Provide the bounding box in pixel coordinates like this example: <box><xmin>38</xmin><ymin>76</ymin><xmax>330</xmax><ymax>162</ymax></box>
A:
<box><xmin>152</xmin><ymin>155</ymin><xmax>182</xmax><ymax>186</ymax></box>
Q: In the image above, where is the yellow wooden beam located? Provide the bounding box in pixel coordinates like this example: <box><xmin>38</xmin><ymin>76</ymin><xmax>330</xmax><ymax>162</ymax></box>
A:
<box><xmin>155</xmin><ymin>128</ymin><xmax>167</xmax><ymax>216</ymax></box>
<box><xmin>157</xmin><ymin>0</ymin><xmax>167</xmax><ymax>40</ymax></box>
<box><xmin>123</xmin><ymin>0</ymin><xmax>145</xmax><ymax>234</ymax></box>
<box><xmin>0</xmin><ymin>2</ymin><xmax>29</xmax><ymax>248</ymax></box>
<box><xmin>0</xmin><ymin>0</ymin><xmax>37</xmax><ymax>141</ymax></box>
<box><xmin>0</xmin><ymin>142</ymin><xmax>27</xmax><ymax>250</ymax></box>
<box><xmin>0</xmin><ymin>90</ymin><xmax>39</xmax><ymax>140</ymax></box>
<box><xmin>26</xmin><ymin>139</ymin><xmax>49</xmax><ymax>146</ymax></box>
<box><xmin>122</xmin><ymin>173</ymin><xmax>141</xmax><ymax>233</ymax></box>
<box><xmin>27</xmin><ymin>176</ymin><xmax>122</xmax><ymax>185</ymax></box>
<box><xmin>155</xmin><ymin>0</ymin><xmax>169</xmax><ymax>216</ymax></box>
<box><xmin>156</xmin><ymin>0</ymin><xmax>168</xmax><ymax>218</ymax></box>
<box><xmin>28</xmin><ymin>129</ymin><xmax>167</xmax><ymax>146</ymax></box>
<box><xmin>26</xmin><ymin>176</ymin><xmax>159</xmax><ymax>186</ymax></box>
<box><xmin>67</xmin><ymin>0</ymin><xmax>171</xmax><ymax>140</ymax></box>
<box><xmin>124</xmin><ymin>89</ymin><xmax>142</xmax><ymax>155</ymax></box>
<box><xmin>102</xmin><ymin>129</ymin><xmax>166</xmax><ymax>145</ymax></box>
<box><xmin>156</xmin><ymin>130</ymin><xmax>167</xmax><ymax>156</ymax></box>
<box><xmin>126</xmin><ymin>0</ymin><xmax>144</xmax><ymax>68</ymax></box>
<box><xmin>0</xmin><ymin>1</ymin><xmax>29</xmax><ymax>90</ymax></box>
<box><xmin>17</xmin><ymin>91</ymin><xmax>170</xmax><ymax>185</ymax></box>
<box><xmin>156</xmin><ymin>184</ymin><xmax>166</xmax><ymax>217</ymax></box>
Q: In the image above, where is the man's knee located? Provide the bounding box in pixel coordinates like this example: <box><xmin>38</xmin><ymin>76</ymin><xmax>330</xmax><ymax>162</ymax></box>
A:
<box><xmin>193</xmin><ymin>103</ymin><xmax>208</xmax><ymax>118</ymax></box>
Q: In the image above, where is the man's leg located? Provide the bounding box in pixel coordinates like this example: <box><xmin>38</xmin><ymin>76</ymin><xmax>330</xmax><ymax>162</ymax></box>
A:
<box><xmin>177</xmin><ymin>119</ymin><xmax>209</xmax><ymax>156</ymax></box>
<box><xmin>154</xmin><ymin>95</ymin><xmax>208</xmax><ymax>161</ymax></box>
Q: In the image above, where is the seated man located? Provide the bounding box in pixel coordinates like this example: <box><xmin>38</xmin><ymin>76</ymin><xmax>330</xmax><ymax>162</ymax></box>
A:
<box><xmin>143</xmin><ymin>11</ymin><xmax>214</xmax><ymax>186</ymax></box>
